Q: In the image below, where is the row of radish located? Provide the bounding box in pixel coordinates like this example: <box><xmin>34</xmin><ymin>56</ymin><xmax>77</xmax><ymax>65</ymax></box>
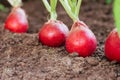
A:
<box><xmin>4</xmin><ymin>0</ymin><xmax>120</xmax><ymax>62</ymax></box>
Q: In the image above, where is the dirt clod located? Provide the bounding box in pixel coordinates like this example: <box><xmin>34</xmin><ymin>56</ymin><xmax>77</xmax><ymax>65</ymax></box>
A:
<box><xmin>86</xmin><ymin>57</ymin><xmax>99</xmax><ymax>66</ymax></box>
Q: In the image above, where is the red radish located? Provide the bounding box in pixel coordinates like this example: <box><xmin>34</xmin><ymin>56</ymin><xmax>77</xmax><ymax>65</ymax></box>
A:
<box><xmin>60</xmin><ymin>0</ymin><xmax>97</xmax><ymax>57</ymax></box>
<box><xmin>39</xmin><ymin>0</ymin><xmax>69</xmax><ymax>47</ymax></box>
<box><xmin>104</xmin><ymin>0</ymin><xmax>120</xmax><ymax>62</ymax></box>
<box><xmin>105</xmin><ymin>29</ymin><xmax>120</xmax><ymax>61</ymax></box>
<box><xmin>39</xmin><ymin>20</ymin><xmax>69</xmax><ymax>47</ymax></box>
<box><xmin>66</xmin><ymin>21</ymin><xmax>97</xmax><ymax>57</ymax></box>
<box><xmin>5</xmin><ymin>0</ymin><xmax>28</xmax><ymax>33</ymax></box>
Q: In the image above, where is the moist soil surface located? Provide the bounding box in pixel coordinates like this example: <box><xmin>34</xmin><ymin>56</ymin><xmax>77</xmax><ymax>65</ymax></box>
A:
<box><xmin>0</xmin><ymin>0</ymin><xmax>119</xmax><ymax>80</ymax></box>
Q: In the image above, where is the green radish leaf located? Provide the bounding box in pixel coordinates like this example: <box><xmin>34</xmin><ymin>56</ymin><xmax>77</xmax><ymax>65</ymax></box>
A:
<box><xmin>0</xmin><ymin>4</ymin><xmax>5</xmax><ymax>11</ymax></box>
<box><xmin>0</xmin><ymin>4</ymin><xmax>8</xmax><ymax>12</ymax></box>
<box><xmin>105</xmin><ymin>0</ymin><xmax>112</xmax><ymax>4</ymax></box>
<box><xmin>113</xmin><ymin>0</ymin><xmax>120</xmax><ymax>34</ymax></box>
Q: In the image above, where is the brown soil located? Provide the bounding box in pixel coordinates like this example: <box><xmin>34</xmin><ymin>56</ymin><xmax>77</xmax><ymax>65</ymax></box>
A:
<box><xmin>0</xmin><ymin>0</ymin><xmax>119</xmax><ymax>80</ymax></box>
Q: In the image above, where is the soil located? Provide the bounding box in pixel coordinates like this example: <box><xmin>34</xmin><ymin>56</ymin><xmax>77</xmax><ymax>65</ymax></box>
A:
<box><xmin>0</xmin><ymin>0</ymin><xmax>119</xmax><ymax>80</ymax></box>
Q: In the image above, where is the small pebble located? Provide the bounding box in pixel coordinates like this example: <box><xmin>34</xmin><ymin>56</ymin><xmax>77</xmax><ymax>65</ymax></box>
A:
<box><xmin>69</xmin><ymin>52</ymin><xmax>79</xmax><ymax>57</ymax></box>
<box><xmin>86</xmin><ymin>57</ymin><xmax>99</xmax><ymax>66</ymax></box>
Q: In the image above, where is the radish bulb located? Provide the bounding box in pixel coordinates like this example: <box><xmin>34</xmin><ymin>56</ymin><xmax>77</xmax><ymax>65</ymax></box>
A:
<box><xmin>60</xmin><ymin>0</ymin><xmax>97</xmax><ymax>57</ymax></box>
<box><xmin>66</xmin><ymin>21</ymin><xmax>97</xmax><ymax>57</ymax></box>
<box><xmin>105</xmin><ymin>29</ymin><xmax>120</xmax><ymax>61</ymax></box>
<box><xmin>105</xmin><ymin>0</ymin><xmax>120</xmax><ymax>62</ymax></box>
<box><xmin>39</xmin><ymin>0</ymin><xmax>69</xmax><ymax>47</ymax></box>
<box><xmin>5</xmin><ymin>0</ymin><xmax>28</xmax><ymax>33</ymax></box>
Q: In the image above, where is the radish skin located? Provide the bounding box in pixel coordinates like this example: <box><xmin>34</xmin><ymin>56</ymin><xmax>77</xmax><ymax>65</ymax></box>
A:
<box><xmin>66</xmin><ymin>21</ymin><xmax>97</xmax><ymax>57</ymax></box>
<box><xmin>105</xmin><ymin>29</ymin><xmax>120</xmax><ymax>61</ymax></box>
<box><xmin>5</xmin><ymin>0</ymin><xmax>28</xmax><ymax>33</ymax></box>
<box><xmin>39</xmin><ymin>20</ymin><xmax>69</xmax><ymax>47</ymax></box>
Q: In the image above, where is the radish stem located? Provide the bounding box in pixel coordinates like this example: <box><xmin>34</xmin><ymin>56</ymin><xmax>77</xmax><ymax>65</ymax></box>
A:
<box><xmin>8</xmin><ymin>0</ymin><xmax>22</xmax><ymax>7</ymax></box>
<box><xmin>60</xmin><ymin>0</ymin><xmax>82</xmax><ymax>21</ymax></box>
<box><xmin>42</xmin><ymin>0</ymin><xmax>57</xmax><ymax>20</ymax></box>
<box><xmin>75</xmin><ymin>0</ymin><xmax>82</xmax><ymax>17</ymax></box>
<box><xmin>113</xmin><ymin>0</ymin><xmax>120</xmax><ymax>35</ymax></box>
<box><xmin>42</xmin><ymin>0</ymin><xmax>51</xmax><ymax>12</ymax></box>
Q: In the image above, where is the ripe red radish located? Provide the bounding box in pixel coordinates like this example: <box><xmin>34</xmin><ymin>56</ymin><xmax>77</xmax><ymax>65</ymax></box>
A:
<box><xmin>5</xmin><ymin>0</ymin><xmax>28</xmax><ymax>33</ymax></box>
<box><xmin>39</xmin><ymin>20</ymin><xmax>69</xmax><ymax>47</ymax></box>
<box><xmin>60</xmin><ymin>0</ymin><xmax>97</xmax><ymax>57</ymax></box>
<box><xmin>39</xmin><ymin>0</ymin><xmax>69</xmax><ymax>47</ymax></box>
<box><xmin>105</xmin><ymin>29</ymin><xmax>120</xmax><ymax>61</ymax></box>
<box><xmin>104</xmin><ymin>0</ymin><xmax>120</xmax><ymax>62</ymax></box>
<box><xmin>66</xmin><ymin>21</ymin><xmax>97</xmax><ymax>57</ymax></box>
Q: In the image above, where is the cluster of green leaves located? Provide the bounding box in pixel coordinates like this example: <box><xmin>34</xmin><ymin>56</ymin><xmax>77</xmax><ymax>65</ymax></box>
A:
<box><xmin>60</xmin><ymin>0</ymin><xmax>82</xmax><ymax>21</ymax></box>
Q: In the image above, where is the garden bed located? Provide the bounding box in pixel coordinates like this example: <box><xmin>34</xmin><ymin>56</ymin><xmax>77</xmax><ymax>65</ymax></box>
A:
<box><xmin>0</xmin><ymin>0</ymin><xmax>119</xmax><ymax>80</ymax></box>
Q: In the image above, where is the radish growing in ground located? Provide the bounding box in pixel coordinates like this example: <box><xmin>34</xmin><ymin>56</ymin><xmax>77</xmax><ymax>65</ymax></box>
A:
<box><xmin>5</xmin><ymin>0</ymin><xmax>28</xmax><ymax>33</ymax></box>
<box><xmin>39</xmin><ymin>0</ymin><xmax>69</xmax><ymax>47</ymax></box>
<box><xmin>105</xmin><ymin>0</ymin><xmax>120</xmax><ymax>62</ymax></box>
<box><xmin>60</xmin><ymin>0</ymin><xmax>97</xmax><ymax>57</ymax></box>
